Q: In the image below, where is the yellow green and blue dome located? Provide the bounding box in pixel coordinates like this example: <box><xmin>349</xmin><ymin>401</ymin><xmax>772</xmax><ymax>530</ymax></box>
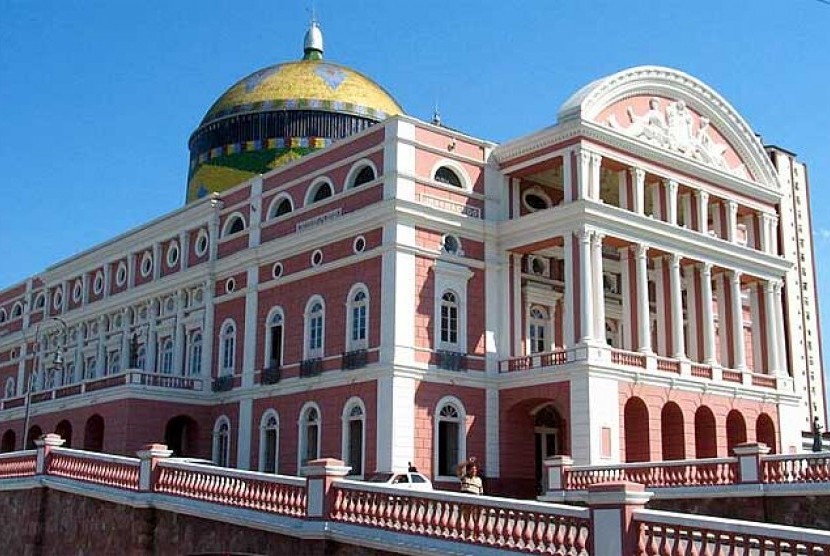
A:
<box><xmin>186</xmin><ymin>22</ymin><xmax>404</xmax><ymax>203</ymax></box>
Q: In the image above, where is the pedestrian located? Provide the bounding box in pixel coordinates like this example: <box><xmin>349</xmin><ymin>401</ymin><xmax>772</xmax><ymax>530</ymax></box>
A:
<box><xmin>456</xmin><ymin>457</ymin><xmax>484</xmax><ymax>495</ymax></box>
<box><xmin>813</xmin><ymin>417</ymin><xmax>823</xmax><ymax>453</ymax></box>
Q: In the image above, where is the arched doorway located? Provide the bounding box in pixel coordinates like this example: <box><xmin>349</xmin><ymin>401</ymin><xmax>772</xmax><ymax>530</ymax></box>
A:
<box><xmin>55</xmin><ymin>420</ymin><xmax>73</xmax><ymax>448</ymax></box>
<box><xmin>661</xmin><ymin>402</ymin><xmax>685</xmax><ymax>460</ymax></box>
<box><xmin>726</xmin><ymin>410</ymin><xmax>747</xmax><ymax>455</ymax></box>
<box><xmin>1</xmin><ymin>430</ymin><xmax>15</xmax><ymax>452</ymax></box>
<box><xmin>164</xmin><ymin>415</ymin><xmax>199</xmax><ymax>457</ymax></box>
<box><xmin>26</xmin><ymin>425</ymin><xmax>43</xmax><ymax>450</ymax></box>
<box><xmin>694</xmin><ymin>406</ymin><xmax>717</xmax><ymax>458</ymax></box>
<box><xmin>83</xmin><ymin>415</ymin><xmax>105</xmax><ymax>452</ymax></box>
<box><xmin>624</xmin><ymin>397</ymin><xmax>650</xmax><ymax>462</ymax></box>
<box><xmin>756</xmin><ymin>413</ymin><xmax>776</xmax><ymax>453</ymax></box>
<box><xmin>533</xmin><ymin>405</ymin><xmax>563</xmax><ymax>493</ymax></box>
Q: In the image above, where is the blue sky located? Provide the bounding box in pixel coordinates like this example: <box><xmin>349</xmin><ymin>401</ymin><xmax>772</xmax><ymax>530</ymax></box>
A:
<box><xmin>2</xmin><ymin>1</ymin><xmax>829</xmax><ymax>364</ymax></box>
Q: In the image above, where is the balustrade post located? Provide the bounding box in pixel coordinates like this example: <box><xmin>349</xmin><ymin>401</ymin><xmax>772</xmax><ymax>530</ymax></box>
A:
<box><xmin>543</xmin><ymin>455</ymin><xmax>573</xmax><ymax>496</ymax></box>
<box><xmin>35</xmin><ymin>433</ymin><xmax>64</xmax><ymax>475</ymax></box>
<box><xmin>585</xmin><ymin>481</ymin><xmax>652</xmax><ymax>556</ymax></box>
<box><xmin>301</xmin><ymin>457</ymin><xmax>351</xmax><ymax>520</ymax></box>
<box><xmin>733</xmin><ymin>442</ymin><xmax>770</xmax><ymax>484</ymax></box>
<box><xmin>136</xmin><ymin>443</ymin><xmax>172</xmax><ymax>492</ymax></box>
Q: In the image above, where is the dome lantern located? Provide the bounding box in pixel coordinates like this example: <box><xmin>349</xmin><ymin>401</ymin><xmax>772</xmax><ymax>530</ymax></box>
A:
<box><xmin>303</xmin><ymin>20</ymin><xmax>324</xmax><ymax>61</ymax></box>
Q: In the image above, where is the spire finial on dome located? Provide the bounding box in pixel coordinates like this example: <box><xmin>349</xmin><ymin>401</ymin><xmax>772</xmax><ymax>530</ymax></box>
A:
<box><xmin>432</xmin><ymin>101</ymin><xmax>442</xmax><ymax>126</ymax></box>
<box><xmin>303</xmin><ymin>10</ymin><xmax>324</xmax><ymax>61</ymax></box>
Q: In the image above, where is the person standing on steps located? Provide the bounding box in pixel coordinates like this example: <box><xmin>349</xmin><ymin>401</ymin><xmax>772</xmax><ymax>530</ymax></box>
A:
<box><xmin>456</xmin><ymin>457</ymin><xmax>483</xmax><ymax>495</ymax></box>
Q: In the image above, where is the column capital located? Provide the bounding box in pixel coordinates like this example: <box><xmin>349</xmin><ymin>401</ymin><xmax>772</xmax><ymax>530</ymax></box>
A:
<box><xmin>591</xmin><ymin>231</ymin><xmax>606</xmax><ymax>245</ymax></box>
<box><xmin>668</xmin><ymin>253</ymin><xmax>682</xmax><ymax>267</ymax></box>
<box><xmin>634</xmin><ymin>243</ymin><xmax>649</xmax><ymax>258</ymax></box>
<box><xmin>577</xmin><ymin>226</ymin><xmax>593</xmax><ymax>242</ymax></box>
<box><xmin>727</xmin><ymin>199</ymin><xmax>738</xmax><ymax>211</ymax></box>
<box><xmin>590</xmin><ymin>152</ymin><xmax>603</xmax><ymax>164</ymax></box>
<box><xmin>730</xmin><ymin>269</ymin><xmax>743</xmax><ymax>283</ymax></box>
<box><xmin>696</xmin><ymin>261</ymin><xmax>713</xmax><ymax>274</ymax></box>
<box><xmin>629</xmin><ymin>167</ymin><xmax>646</xmax><ymax>180</ymax></box>
<box><xmin>664</xmin><ymin>178</ymin><xmax>678</xmax><ymax>190</ymax></box>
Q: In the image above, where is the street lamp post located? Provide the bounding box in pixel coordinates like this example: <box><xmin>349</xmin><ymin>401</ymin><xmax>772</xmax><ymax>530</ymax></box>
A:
<box><xmin>23</xmin><ymin>316</ymin><xmax>68</xmax><ymax>450</ymax></box>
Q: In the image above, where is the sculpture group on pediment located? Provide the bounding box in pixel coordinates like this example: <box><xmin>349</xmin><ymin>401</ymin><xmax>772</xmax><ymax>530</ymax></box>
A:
<box><xmin>608</xmin><ymin>97</ymin><xmax>737</xmax><ymax>175</ymax></box>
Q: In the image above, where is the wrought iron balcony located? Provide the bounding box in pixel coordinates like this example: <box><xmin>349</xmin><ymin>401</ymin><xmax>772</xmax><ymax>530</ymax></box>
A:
<box><xmin>436</xmin><ymin>350</ymin><xmax>467</xmax><ymax>372</ymax></box>
<box><xmin>211</xmin><ymin>374</ymin><xmax>234</xmax><ymax>392</ymax></box>
<box><xmin>261</xmin><ymin>366</ymin><xmax>282</xmax><ymax>385</ymax></box>
<box><xmin>299</xmin><ymin>358</ymin><xmax>323</xmax><ymax>378</ymax></box>
<box><xmin>341</xmin><ymin>349</ymin><xmax>368</xmax><ymax>370</ymax></box>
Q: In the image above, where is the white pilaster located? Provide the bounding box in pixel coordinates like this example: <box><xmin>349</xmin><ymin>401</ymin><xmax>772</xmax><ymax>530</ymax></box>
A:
<box><xmin>727</xmin><ymin>201</ymin><xmax>738</xmax><ymax>243</ymax></box>
<box><xmin>485</xmin><ymin>387</ymin><xmax>500</xmax><ymax>477</ymax></box>
<box><xmin>668</xmin><ymin>254</ymin><xmax>685</xmax><ymax>359</ymax></box>
<box><xmin>577</xmin><ymin>227</ymin><xmax>593</xmax><ymax>343</ymax></box>
<box><xmin>201</xmin><ymin>280</ymin><xmax>215</xmax><ymax>377</ymax></box>
<box><xmin>591</xmin><ymin>232</ymin><xmax>606</xmax><ymax>345</ymax></box>
<box><xmin>383</xmin><ymin>119</ymin><xmax>416</xmax><ymax>202</ymax></box>
<box><xmin>380</xmin><ymin>222</ymin><xmax>417</xmax><ymax>364</ymax></box>
<box><xmin>700</xmin><ymin>263</ymin><xmax>716</xmax><ymax>365</ymax></box>
<box><xmin>631</xmin><ymin>168</ymin><xmax>645</xmax><ymax>215</ymax></box>
<box><xmin>653</xmin><ymin>258</ymin><xmax>666</xmax><ymax>356</ymax></box>
<box><xmin>236</xmin><ymin>397</ymin><xmax>253</xmax><ymax>469</ymax></box>
<box><xmin>376</xmin><ymin>374</ymin><xmax>416</xmax><ymax>472</ymax></box>
<box><xmin>763</xmin><ymin>281</ymin><xmax>780</xmax><ymax>375</ymax></box>
<box><xmin>619</xmin><ymin>248</ymin><xmax>633</xmax><ymax>351</ymax></box>
<box><xmin>241</xmin><ymin>267</ymin><xmax>258</xmax><ymax>388</ymax></box>
<box><xmin>696</xmin><ymin>191</ymin><xmax>709</xmax><ymax>234</ymax></box>
<box><xmin>590</xmin><ymin>152</ymin><xmax>603</xmax><ymax>201</ymax></box>
<box><xmin>730</xmin><ymin>271</ymin><xmax>746</xmax><ymax>370</ymax></box>
<box><xmin>666</xmin><ymin>179</ymin><xmax>678</xmax><ymax>226</ymax></box>
<box><xmin>634</xmin><ymin>244</ymin><xmax>651</xmax><ymax>353</ymax></box>
<box><xmin>563</xmin><ymin>234</ymin><xmax>575</xmax><ymax>347</ymax></box>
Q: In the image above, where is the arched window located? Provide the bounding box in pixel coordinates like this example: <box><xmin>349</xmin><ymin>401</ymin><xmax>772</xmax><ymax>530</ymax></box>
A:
<box><xmin>307</xmin><ymin>179</ymin><xmax>333</xmax><ymax>204</ymax></box>
<box><xmin>347</xmin><ymin>287</ymin><xmax>368</xmax><ymax>351</ymax></box>
<box><xmin>84</xmin><ymin>356</ymin><xmax>97</xmax><ymax>380</ymax></box>
<box><xmin>268</xmin><ymin>195</ymin><xmax>293</xmax><ymax>219</ymax></box>
<box><xmin>265</xmin><ymin>309</ymin><xmax>284</xmax><ymax>369</ymax></box>
<box><xmin>0</xmin><ymin>309</ymin><xmax>7</xmax><ymax>324</ymax></box>
<box><xmin>65</xmin><ymin>362</ymin><xmax>76</xmax><ymax>385</ymax></box>
<box><xmin>4</xmin><ymin>377</ymin><xmax>15</xmax><ymax>399</ymax></box>
<box><xmin>11</xmin><ymin>303</ymin><xmax>23</xmax><ymax>319</ymax></box>
<box><xmin>440</xmin><ymin>291</ymin><xmax>459</xmax><ymax>347</ymax></box>
<box><xmin>305</xmin><ymin>298</ymin><xmax>325</xmax><ymax>359</ymax></box>
<box><xmin>222</xmin><ymin>214</ymin><xmax>246</xmax><ymax>237</ymax></box>
<box><xmin>350</xmin><ymin>164</ymin><xmax>376</xmax><ymax>188</ymax></box>
<box><xmin>434</xmin><ymin>166</ymin><xmax>463</xmax><ymax>188</ymax></box>
<box><xmin>107</xmin><ymin>350</ymin><xmax>120</xmax><ymax>376</ymax></box>
<box><xmin>529</xmin><ymin>306</ymin><xmax>549</xmax><ymax>354</ymax></box>
<box><xmin>220</xmin><ymin>321</ymin><xmax>236</xmax><ymax>375</ymax></box>
<box><xmin>187</xmin><ymin>332</ymin><xmax>202</xmax><ymax>376</ymax></box>
<box><xmin>212</xmin><ymin>416</ymin><xmax>231</xmax><ymax>467</ymax></box>
<box><xmin>159</xmin><ymin>338</ymin><xmax>174</xmax><ymax>374</ymax></box>
<box><xmin>342</xmin><ymin>400</ymin><xmax>365</xmax><ymax>477</ymax></box>
<box><xmin>299</xmin><ymin>404</ymin><xmax>321</xmax><ymax>468</ymax></box>
<box><xmin>259</xmin><ymin>410</ymin><xmax>279</xmax><ymax>473</ymax></box>
<box><xmin>435</xmin><ymin>398</ymin><xmax>465</xmax><ymax>477</ymax></box>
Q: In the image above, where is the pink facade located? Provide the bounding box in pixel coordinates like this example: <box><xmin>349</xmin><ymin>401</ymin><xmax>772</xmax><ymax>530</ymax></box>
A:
<box><xmin>0</xmin><ymin>62</ymin><xmax>823</xmax><ymax>502</ymax></box>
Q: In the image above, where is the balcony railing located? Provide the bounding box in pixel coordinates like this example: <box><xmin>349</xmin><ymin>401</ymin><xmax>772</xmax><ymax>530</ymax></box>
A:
<box><xmin>436</xmin><ymin>350</ymin><xmax>466</xmax><ymax>372</ymax></box>
<box><xmin>261</xmin><ymin>366</ymin><xmax>281</xmax><ymax>385</ymax></box>
<box><xmin>341</xmin><ymin>349</ymin><xmax>367</xmax><ymax>370</ymax></box>
<box><xmin>0</xmin><ymin>370</ymin><xmax>205</xmax><ymax>410</ymax></box>
<box><xmin>211</xmin><ymin>375</ymin><xmax>234</xmax><ymax>392</ymax></box>
<box><xmin>300</xmin><ymin>358</ymin><xmax>323</xmax><ymax>378</ymax></box>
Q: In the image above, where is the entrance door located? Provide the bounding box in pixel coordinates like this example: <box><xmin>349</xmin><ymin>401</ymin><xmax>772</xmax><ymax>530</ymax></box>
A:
<box><xmin>533</xmin><ymin>405</ymin><xmax>562</xmax><ymax>494</ymax></box>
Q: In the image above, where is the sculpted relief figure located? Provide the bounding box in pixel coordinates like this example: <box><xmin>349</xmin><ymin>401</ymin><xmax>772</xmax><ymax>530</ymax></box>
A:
<box><xmin>609</xmin><ymin>97</ymin><xmax>739</xmax><ymax>175</ymax></box>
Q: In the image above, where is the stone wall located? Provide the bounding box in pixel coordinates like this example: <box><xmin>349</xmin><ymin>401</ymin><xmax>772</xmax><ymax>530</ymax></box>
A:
<box><xmin>0</xmin><ymin>488</ymin><xmax>398</xmax><ymax>556</ymax></box>
<box><xmin>648</xmin><ymin>494</ymin><xmax>830</xmax><ymax>530</ymax></box>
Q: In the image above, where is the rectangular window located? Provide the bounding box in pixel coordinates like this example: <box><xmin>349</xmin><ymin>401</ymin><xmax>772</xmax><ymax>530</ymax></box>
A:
<box><xmin>348</xmin><ymin>421</ymin><xmax>363</xmax><ymax>476</ymax></box>
<box><xmin>263</xmin><ymin>429</ymin><xmax>277</xmax><ymax>473</ymax></box>
<box><xmin>270</xmin><ymin>326</ymin><xmax>283</xmax><ymax>367</ymax></box>
<box><xmin>438</xmin><ymin>421</ymin><xmax>459</xmax><ymax>476</ymax></box>
<box><xmin>441</xmin><ymin>305</ymin><xmax>458</xmax><ymax>345</ymax></box>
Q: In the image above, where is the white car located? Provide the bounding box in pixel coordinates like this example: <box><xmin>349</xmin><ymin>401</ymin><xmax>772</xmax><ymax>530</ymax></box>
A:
<box><xmin>366</xmin><ymin>471</ymin><xmax>433</xmax><ymax>491</ymax></box>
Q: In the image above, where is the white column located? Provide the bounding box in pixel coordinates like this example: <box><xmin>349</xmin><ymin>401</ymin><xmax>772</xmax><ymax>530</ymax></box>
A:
<box><xmin>684</xmin><ymin>265</ymin><xmax>699</xmax><ymax>361</ymax></box>
<box><xmin>563</xmin><ymin>235</ymin><xmax>575</xmax><ymax>347</ymax></box>
<box><xmin>700</xmin><ymin>263</ymin><xmax>716</xmax><ymax>365</ymax></box>
<box><xmin>103</xmin><ymin>262</ymin><xmax>111</xmax><ymax>299</ymax></box>
<box><xmin>241</xmin><ymin>266</ymin><xmax>259</xmax><ymax>388</ymax></box>
<box><xmin>619</xmin><ymin>247</ymin><xmax>633</xmax><ymax>350</ymax></box>
<box><xmin>121</xmin><ymin>308</ymin><xmax>131</xmax><ymax>369</ymax></box>
<box><xmin>773</xmin><ymin>281</ymin><xmax>788</xmax><ymax>377</ymax></box>
<box><xmin>635</xmin><ymin>244</ymin><xmax>651</xmax><ymax>353</ymax></box>
<box><xmin>563</xmin><ymin>151</ymin><xmax>574</xmax><ymax>203</ymax></box>
<box><xmin>649</xmin><ymin>183</ymin><xmax>661</xmax><ymax>220</ymax></box>
<box><xmin>127</xmin><ymin>253</ymin><xmax>136</xmax><ymax>290</ymax></box>
<box><xmin>749</xmin><ymin>282</ymin><xmax>762</xmax><ymax>372</ymax></box>
<box><xmin>146</xmin><ymin>302</ymin><xmax>158</xmax><ymax>373</ymax></box>
<box><xmin>727</xmin><ymin>201</ymin><xmax>738</xmax><ymax>243</ymax></box>
<box><xmin>173</xmin><ymin>290</ymin><xmax>186</xmax><ymax>376</ymax></box>
<box><xmin>152</xmin><ymin>242</ymin><xmax>162</xmax><ymax>281</ymax></box>
<box><xmin>680</xmin><ymin>193</ymin><xmax>692</xmax><ymax>229</ymax></box>
<box><xmin>730</xmin><ymin>271</ymin><xmax>746</xmax><ymax>370</ymax></box>
<box><xmin>578</xmin><ymin>149</ymin><xmax>592</xmax><ymax>200</ymax></box>
<box><xmin>715</xmin><ymin>273</ymin><xmax>729</xmax><ymax>365</ymax></box>
<box><xmin>96</xmin><ymin>315</ymin><xmax>106</xmax><ymax>377</ymax></box>
<box><xmin>666</xmin><ymin>179</ymin><xmax>679</xmax><ymax>226</ymax></box>
<box><xmin>696</xmin><ymin>191</ymin><xmax>709</xmax><ymax>235</ymax></box>
<box><xmin>590</xmin><ymin>152</ymin><xmax>603</xmax><ymax>201</ymax></box>
<box><xmin>669</xmin><ymin>254</ymin><xmax>685</xmax><ymax>359</ymax></box>
<box><xmin>653</xmin><ymin>258</ymin><xmax>666</xmax><ymax>355</ymax></box>
<box><xmin>592</xmin><ymin>232</ymin><xmax>606</xmax><ymax>345</ymax></box>
<box><xmin>179</xmin><ymin>231</ymin><xmax>190</xmax><ymax>272</ymax></box>
<box><xmin>512</xmin><ymin>254</ymin><xmax>523</xmax><ymax>355</ymax></box>
<box><xmin>770</xmin><ymin>215</ymin><xmax>780</xmax><ymax>255</ymax></box>
<box><xmin>617</xmin><ymin>170</ymin><xmax>629</xmax><ymax>211</ymax></box>
<box><xmin>631</xmin><ymin>168</ymin><xmax>645</xmax><ymax>215</ymax></box>
<box><xmin>201</xmin><ymin>280</ymin><xmax>215</xmax><ymax>377</ymax></box>
<box><xmin>763</xmin><ymin>281</ymin><xmax>780</xmax><ymax>375</ymax></box>
<box><xmin>578</xmin><ymin>227</ymin><xmax>594</xmax><ymax>343</ymax></box>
